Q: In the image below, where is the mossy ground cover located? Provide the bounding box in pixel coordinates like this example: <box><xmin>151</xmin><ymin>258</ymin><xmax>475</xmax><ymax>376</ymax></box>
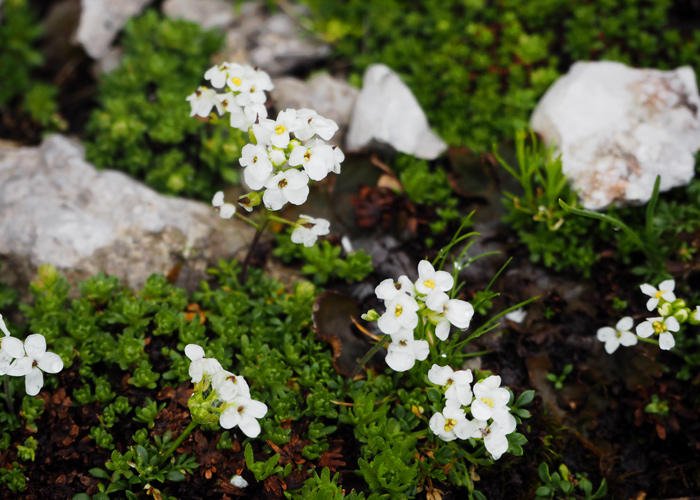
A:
<box><xmin>2</xmin><ymin>1</ymin><xmax>700</xmax><ymax>499</ymax></box>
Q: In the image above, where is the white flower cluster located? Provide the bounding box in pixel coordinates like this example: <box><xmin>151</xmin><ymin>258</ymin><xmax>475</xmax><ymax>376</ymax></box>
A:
<box><xmin>0</xmin><ymin>314</ymin><xmax>64</xmax><ymax>396</ymax></box>
<box><xmin>428</xmin><ymin>365</ymin><xmax>516</xmax><ymax>460</ymax></box>
<box><xmin>185</xmin><ymin>344</ymin><xmax>267</xmax><ymax>438</ymax></box>
<box><xmin>373</xmin><ymin>260</ymin><xmax>474</xmax><ymax>372</ymax></box>
<box><xmin>291</xmin><ymin>215</ymin><xmax>330</xmax><ymax>248</ymax></box>
<box><xmin>597</xmin><ymin>279</ymin><xmax>697</xmax><ymax>353</ymax></box>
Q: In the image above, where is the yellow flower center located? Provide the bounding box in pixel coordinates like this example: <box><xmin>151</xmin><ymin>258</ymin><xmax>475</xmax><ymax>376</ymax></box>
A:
<box><xmin>278</xmin><ymin>179</ymin><xmax>288</xmax><ymax>189</ymax></box>
<box><xmin>654</xmin><ymin>290</ymin><xmax>665</xmax><ymax>299</ymax></box>
<box><xmin>395</xmin><ymin>305</ymin><xmax>403</xmax><ymax>317</ymax></box>
<box><xmin>275</xmin><ymin>125</ymin><xmax>286</xmax><ymax>135</ymax></box>
<box><xmin>481</xmin><ymin>397</ymin><xmax>494</xmax><ymax>408</ymax></box>
<box><xmin>446</xmin><ymin>378</ymin><xmax>454</xmax><ymax>386</ymax></box>
<box><xmin>231</xmin><ymin>77</ymin><xmax>242</xmax><ymax>86</ymax></box>
<box><xmin>653</xmin><ymin>321</ymin><xmax>666</xmax><ymax>334</ymax></box>
<box><xmin>304</xmin><ymin>150</ymin><xmax>312</xmax><ymax>162</ymax></box>
<box><xmin>616</xmin><ymin>330</ymin><xmax>622</xmax><ymax>338</ymax></box>
<box><xmin>423</xmin><ymin>279</ymin><xmax>435</xmax><ymax>289</ymax></box>
<box><xmin>444</xmin><ymin>419</ymin><xmax>457</xmax><ymax>432</ymax></box>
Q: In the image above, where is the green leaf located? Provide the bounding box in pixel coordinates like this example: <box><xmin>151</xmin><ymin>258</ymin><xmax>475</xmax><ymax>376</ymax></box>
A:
<box><xmin>535</xmin><ymin>486</ymin><xmax>551</xmax><ymax>497</ymax></box>
<box><xmin>72</xmin><ymin>495</ymin><xmax>91</xmax><ymax>500</ymax></box>
<box><xmin>426</xmin><ymin>387</ymin><xmax>442</xmax><ymax>405</ymax></box>
<box><xmin>538</xmin><ymin>462</ymin><xmax>550</xmax><ymax>483</ymax></box>
<box><xmin>166</xmin><ymin>470</ymin><xmax>185</xmax><ymax>482</ymax></box>
<box><xmin>515</xmin><ymin>389</ymin><xmax>535</xmax><ymax>407</ymax></box>
<box><xmin>89</xmin><ymin>468</ymin><xmax>111</xmax><ymax>480</ymax></box>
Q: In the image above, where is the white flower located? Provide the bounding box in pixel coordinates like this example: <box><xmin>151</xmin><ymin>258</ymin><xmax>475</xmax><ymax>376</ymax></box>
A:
<box><xmin>385</xmin><ymin>328</ymin><xmax>429</xmax><ymax>372</ymax></box>
<box><xmin>693</xmin><ymin>306</ymin><xmax>700</xmax><ymax>323</ymax></box>
<box><xmin>226</xmin><ymin>64</ymin><xmax>250</xmax><ymax>93</ymax></box>
<box><xmin>0</xmin><ymin>313</ymin><xmax>10</xmax><ymax>337</ymax></box>
<box><xmin>596</xmin><ymin>317</ymin><xmax>638</xmax><ymax>354</ymax></box>
<box><xmin>7</xmin><ymin>334</ymin><xmax>63</xmax><ymax>396</ymax></box>
<box><xmin>262</xmin><ymin>169</ymin><xmax>310</xmax><ymax>211</ymax></box>
<box><xmin>244</xmin><ymin>103</ymin><xmax>268</xmax><ymax>125</ymax></box>
<box><xmin>212</xmin><ymin>191</ymin><xmax>236</xmax><ymax>219</ymax></box>
<box><xmin>467</xmin><ymin>418</ymin><xmax>516</xmax><ymax>461</ymax></box>
<box><xmin>415</xmin><ymin>260</ymin><xmax>454</xmax><ymax>299</ymax></box>
<box><xmin>374</xmin><ymin>276</ymin><xmax>415</xmax><ymax>302</ymax></box>
<box><xmin>330</xmin><ymin>146</ymin><xmax>344</xmax><ymax>175</ymax></box>
<box><xmin>428</xmin><ymin>406</ymin><xmax>472</xmax><ymax>442</ymax></box>
<box><xmin>184</xmin><ymin>344</ymin><xmax>222</xmax><ymax>383</ymax></box>
<box><xmin>294</xmin><ymin>109</ymin><xmax>339</xmax><ymax>141</ymax></box>
<box><xmin>230</xmin><ymin>475</ymin><xmax>249</xmax><ymax>488</ymax></box>
<box><xmin>640</xmin><ymin>280</ymin><xmax>676</xmax><ymax>311</ymax></box>
<box><xmin>288</xmin><ymin>142</ymin><xmax>337</xmax><ymax>181</ymax></box>
<box><xmin>377</xmin><ymin>294</ymin><xmax>420</xmax><ymax>334</ymax></box>
<box><xmin>234</xmin><ymin>69</ymin><xmax>272</xmax><ymax>107</ymax></box>
<box><xmin>426</xmin><ymin>295</ymin><xmax>474</xmax><ymax>341</ymax></box>
<box><xmin>291</xmin><ymin>215</ymin><xmax>330</xmax><ymax>247</ymax></box>
<box><xmin>211</xmin><ymin>369</ymin><xmax>250</xmax><ymax>402</ymax></box>
<box><xmin>204</xmin><ymin>64</ymin><xmax>230</xmax><ymax>89</ymax></box>
<box><xmin>186</xmin><ymin>87</ymin><xmax>223</xmax><ymax>118</ymax></box>
<box><xmin>0</xmin><ymin>314</ymin><xmax>24</xmax><ymax>376</ymax></box>
<box><xmin>505</xmin><ymin>308</ymin><xmax>527</xmax><ymax>324</ymax></box>
<box><xmin>219</xmin><ymin>396</ymin><xmax>268</xmax><ymax>437</ymax></box>
<box><xmin>428</xmin><ymin>364</ymin><xmax>473</xmax><ymax>406</ymax></box>
<box><xmin>636</xmin><ymin>316</ymin><xmax>680</xmax><ymax>350</ymax></box>
<box><xmin>258</xmin><ymin>109</ymin><xmax>298</xmax><ymax>149</ymax></box>
<box><xmin>470</xmin><ymin>375</ymin><xmax>511</xmax><ymax>422</ymax></box>
<box><xmin>239</xmin><ymin>144</ymin><xmax>273</xmax><ymax>191</ymax></box>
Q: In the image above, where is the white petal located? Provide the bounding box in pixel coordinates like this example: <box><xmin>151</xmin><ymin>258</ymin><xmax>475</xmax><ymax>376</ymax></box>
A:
<box><xmin>484</xmin><ymin>429</ymin><xmax>509</xmax><ymax>460</ymax></box>
<box><xmin>426</xmin><ymin>291</ymin><xmax>449</xmax><ymax>312</ymax></box>
<box><xmin>636</xmin><ymin>321</ymin><xmax>654</xmax><ymax>338</ymax></box>
<box><xmin>219</xmin><ymin>204</ymin><xmax>236</xmax><ymax>219</ymax></box>
<box><xmin>434</xmin><ymin>320</ymin><xmax>450</xmax><ymax>341</ymax></box>
<box><xmin>470</xmin><ymin>400</ymin><xmax>493</xmax><ymax>421</ymax></box>
<box><xmin>37</xmin><ymin>352</ymin><xmax>63</xmax><ymax>374</ymax></box>
<box><xmin>283</xmin><ymin>185</ymin><xmax>310</xmax><ymax>206</ymax></box>
<box><xmin>646</xmin><ymin>297</ymin><xmax>659</xmax><ymax>312</ymax></box>
<box><xmin>604</xmin><ymin>337</ymin><xmax>620</xmax><ymax>354</ymax></box>
<box><xmin>385</xmin><ymin>346</ymin><xmax>415</xmax><ymax>372</ymax></box>
<box><xmin>185</xmin><ymin>344</ymin><xmax>205</xmax><ymax>361</ymax></box>
<box><xmin>619</xmin><ymin>331</ymin><xmax>638</xmax><ymax>347</ymax></box>
<box><xmin>0</xmin><ymin>315</ymin><xmax>11</xmax><ymax>336</ymax></box>
<box><xmin>262</xmin><ymin>188</ymin><xmax>286</xmax><ymax>211</ymax></box>
<box><xmin>659</xmin><ymin>332</ymin><xmax>675</xmax><ymax>350</ymax></box>
<box><xmin>8</xmin><ymin>357</ymin><xmax>32</xmax><ymax>376</ymax></box>
<box><xmin>659</xmin><ymin>279</ymin><xmax>675</xmax><ymax>292</ymax></box>
<box><xmin>377</xmin><ymin>313</ymin><xmax>400</xmax><ymax>335</ymax></box>
<box><xmin>212</xmin><ymin>191</ymin><xmax>224</xmax><ymax>207</ymax></box>
<box><xmin>433</xmin><ymin>271</ymin><xmax>454</xmax><ymax>292</ymax></box>
<box><xmin>1</xmin><ymin>336</ymin><xmax>25</xmax><ymax>358</ymax></box>
<box><xmin>596</xmin><ymin>327</ymin><xmax>616</xmax><ymax>342</ymax></box>
<box><xmin>665</xmin><ymin>316</ymin><xmax>680</xmax><ymax>332</ymax></box>
<box><xmin>640</xmin><ymin>283</ymin><xmax>656</xmax><ymax>297</ymax></box>
<box><xmin>238</xmin><ymin>415</ymin><xmax>262</xmax><ymax>437</ymax></box>
<box><xmin>411</xmin><ymin>340</ymin><xmax>430</xmax><ymax>361</ymax></box>
<box><xmin>219</xmin><ymin>407</ymin><xmax>241</xmax><ymax>429</ymax></box>
<box><xmin>417</xmin><ymin>260</ymin><xmax>435</xmax><ymax>279</ymax></box>
<box><xmin>245</xmin><ymin>399</ymin><xmax>268</xmax><ymax>419</ymax></box>
<box><xmin>25</xmin><ymin>367</ymin><xmax>44</xmax><ymax>396</ymax></box>
<box><xmin>24</xmin><ymin>334</ymin><xmax>46</xmax><ymax>359</ymax></box>
<box><xmin>446</xmin><ymin>300</ymin><xmax>474</xmax><ymax>329</ymax></box>
<box><xmin>428</xmin><ymin>364</ymin><xmax>453</xmax><ymax>386</ymax></box>
<box><xmin>616</xmin><ymin>316</ymin><xmax>634</xmax><ymax>332</ymax></box>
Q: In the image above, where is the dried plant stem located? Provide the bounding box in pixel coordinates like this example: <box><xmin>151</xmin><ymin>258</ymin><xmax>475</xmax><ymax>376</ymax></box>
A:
<box><xmin>240</xmin><ymin>218</ymin><xmax>269</xmax><ymax>282</ymax></box>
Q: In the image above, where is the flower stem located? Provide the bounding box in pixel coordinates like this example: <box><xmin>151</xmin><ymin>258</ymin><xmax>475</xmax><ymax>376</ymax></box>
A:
<box><xmin>3</xmin><ymin>375</ymin><xmax>14</xmax><ymax>414</ymax></box>
<box><xmin>348</xmin><ymin>334</ymin><xmax>390</xmax><ymax>380</ymax></box>
<box><xmin>160</xmin><ymin>419</ymin><xmax>198</xmax><ymax>465</ymax></box>
<box><xmin>240</xmin><ymin>216</ymin><xmax>269</xmax><ymax>282</ymax></box>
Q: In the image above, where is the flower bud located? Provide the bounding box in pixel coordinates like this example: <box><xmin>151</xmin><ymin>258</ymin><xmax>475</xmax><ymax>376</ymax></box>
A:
<box><xmin>658</xmin><ymin>302</ymin><xmax>673</xmax><ymax>317</ymax></box>
<box><xmin>689</xmin><ymin>306</ymin><xmax>700</xmax><ymax>325</ymax></box>
<box><xmin>674</xmin><ymin>308</ymin><xmax>689</xmax><ymax>324</ymax></box>
<box><xmin>672</xmin><ymin>298</ymin><xmax>687</xmax><ymax>310</ymax></box>
<box><xmin>238</xmin><ymin>192</ymin><xmax>261</xmax><ymax>213</ymax></box>
<box><xmin>361</xmin><ymin>309</ymin><xmax>380</xmax><ymax>322</ymax></box>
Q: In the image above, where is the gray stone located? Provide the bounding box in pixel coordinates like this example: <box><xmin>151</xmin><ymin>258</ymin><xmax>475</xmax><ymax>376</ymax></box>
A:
<box><xmin>0</xmin><ymin>136</ymin><xmax>255</xmax><ymax>296</ymax></box>
<box><xmin>346</xmin><ymin>64</ymin><xmax>447</xmax><ymax>160</ymax></box>
<box><xmin>77</xmin><ymin>0</ymin><xmax>152</xmax><ymax>59</ymax></box>
<box><xmin>163</xmin><ymin>0</ymin><xmax>234</xmax><ymax>30</ymax></box>
<box><xmin>271</xmin><ymin>74</ymin><xmax>359</xmax><ymax>146</ymax></box>
<box><xmin>531</xmin><ymin>61</ymin><xmax>700</xmax><ymax>210</ymax></box>
<box><xmin>219</xmin><ymin>3</ymin><xmax>330</xmax><ymax>76</ymax></box>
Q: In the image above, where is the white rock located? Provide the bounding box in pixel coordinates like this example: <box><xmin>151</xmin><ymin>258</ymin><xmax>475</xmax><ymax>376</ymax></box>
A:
<box><xmin>531</xmin><ymin>61</ymin><xmax>700</xmax><ymax>210</ymax></box>
<box><xmin>77</xmin><ymin>0</ymin><xmax>152</xmax><ymax>59</ymax></box>
<box><xmin>346</xmin><ymin>64</ymin><xmax>447</xmax><ymax>160</ymax></box>
<box><xmin>163</xmin><ymin>0</ymin><xmax>234</xmax><ymax>30</ymax></box>
<box><xmin>271</xmin><ymin>74</ymin><xmax>359</xmax><ymax>146</ymax></box>
<box><xmin>0</xmin><ymin>136</ymin><xmax>254</xmax><ymax>295</ymax></box>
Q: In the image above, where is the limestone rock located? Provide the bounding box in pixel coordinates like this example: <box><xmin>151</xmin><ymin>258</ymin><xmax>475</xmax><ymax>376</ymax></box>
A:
<box><xmin>0</xmin><ymin>136</ymin><xmax>254</xmax><ymax>296</ymax></box>
<box><xmin>218</xmin><ymin>3</ymin><xmax>330</xmax><ymax>76</ymax></box>
<box><xmin>77</xmin><ymin>0</ymin><xmax>152</xmax><ymax>59</ymax></box>
<box><xmin>163</xmin><ymin>0</ymin><xmax>234</xmax><ymax>30</ymax></box>
<box><xmin>271</xmin><ymin>74</ymin><xmax>359</xmax><ymax>146</ymax></box>
<box><xmin>531</xmin><ymin>61</ymin><xmax>700</xmax><ymax>210</ymax></box>
<box><xmin>346</xmin><ymin>64</ymin><xmax>447</xmax><ymax>160</ymax></box>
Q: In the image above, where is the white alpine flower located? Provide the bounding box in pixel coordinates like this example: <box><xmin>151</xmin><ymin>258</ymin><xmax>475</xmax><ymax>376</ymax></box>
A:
<box><xmin>186</xmin><ymin>87</ymin><xmax>223</xmax><ymax>118</ymax></box>
<box><xmin>204</xmin><ymin>63</ymin><xmax>230</xmax><ymax>89</ymax></box>
<box><xmin>239</xmin><ymin>144</ymin><xmax>274</xmax><ymax>191</ymax></box>
<box><xmin>288</xmin><ymin>141</ymin><xmax>337</xmax><ymax>181</ymax></box>
<box><xmin>184</xmin><ymin>344</ymin><xmax>222</xmax><ymax>383</ymax></box>
<box><xmin>428</xmin><ymin>406</ymin><xmax>472</xmax><ymax>442</ymax></box>
<box><xmin>426</xmin><ymin>294</ymin><xmax>474</xmax><ymax>341</ymax></box>
<box><xmin>377</xmin><ymin>294</ymin><xmax>420</xmax><ymax>334</ymax></box>
<box><xmin>291</xmin><ymin>215</ymin><xmax>330</xmax><ymax>247</ymax></box>
<box><xmin>384</xmin><ymin>328</ymin><xmax>429</xmax><ymax>372</ymax></box>
<box><xmin>428</xmin><ymin>364</ymin><xmax>473</xmax><ymax>406</ymax></box>
<box><xmin>219</xmin><ymin>396</ymin><xmax>268</xmax><ymax>437</ymax></box>
<box><xmin>374</xmin><ymin>276</ymin><xmax>415</xmax><ymax>302</ymax></box>
<box><xmin>596</xmin><ymin>316</ymin><xmax>638</xmax><ymax>354</ymax></box>
<box><xmin>212</xmin><ymin>191</ymin><xmax>236</xmax><ymax>219</ymax></box>
<box><xmin>0</xmin><ymin>315</ymin><xmax>25</xmax><ymax>376</ymax></box>
<box><xmin>636</xmin><ymin>316</ymin><xmax>680</xmax><ymax>350</ymax></box>
<box><xmin>640</xmin><ymin>280</ymin><xmax>676</xmax><ymax>312</ymax></box>
<box><xmin>470</xmin><ymin>375</ymin><xmax>511</xmax><ymax>422</ymax></box>
<box><xmin>293</xmin><ymin>109</ymin><xmax>339</xmax><ymax>141</ymax></box>
<box><xmin>415</xmin><ymin>260</ymin><xmax>454</xmax><ymax>299</ymax></box>
<box><xmin>466</xmin><ymin>417</ymin><xmax>516</xmax><ymax>461</ymax></box>
<box><xmin>211</xmin><ymin>369</ymin><xmax>251</xmax><ymax>403</ymax></box>
<box><xmin>234</xmin><ymin>69</ymin><xmax>273</xmax><ymax>107</ymax></box>
<box><xmin>262</xmin><ymin>169</ymin><xmax>310</xmax><ymax>211</ymax></box>
<box><xmin>7</xmin><ymin>334</ymin><xmax>64</xmax><ymax>396</ymax></box>
<box><xmin>258</xmin><ymin>109</ymin><xmax>298</xmax><ymax>149</ymax></box>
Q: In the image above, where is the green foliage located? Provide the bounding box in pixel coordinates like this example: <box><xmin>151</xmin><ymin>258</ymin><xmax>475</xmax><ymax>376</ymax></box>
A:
<box><xmin>244</xmin><ymin>443</ymin><xmax>285</xmax><ymax>481</ymax></box>
<box><xmin>0</xmin><ymin>461</ymin><xmax>26</xmax><ymax>492</ymax></box>
<box><xmin>16</xmin><ymin>436</ymin><xmax>37</xmax><ymax>462</ymax></box>
<box><xmin>291</xmin><ymin>467</ymin><xmax>348</xmax><ymax>500</ymax></box>
<box><xmin>0</xmin><ymin>0</ymin><xmax>42</xmax><ymax>106</ymax></box>
<box><xmin>85</xmin><ymin>10</ymin><xmax>245</xmax><ymax>199</ymax></box>
<box><xmin>535</xmin><ymin>462</ymin><xmax>607</xmax><ymax>500</ymax></box>
<box><xmin>546</xmin><ymin>364</ymin><xmax>573</xmax><ymax>391</ymax></box>
<box><xmin>23</xmin><ymin>83</ymin><xmax>67</xmax><ymax>132</ymax></box>
<box><xmin>301</xmin><ymin>0</ymin><xmax>700</xmax><ymax>151</ymax></box>
<box><xmin>274</xmin><ymin>235</ymin><xmax>374</xmax><ymax>285</ymax></box>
